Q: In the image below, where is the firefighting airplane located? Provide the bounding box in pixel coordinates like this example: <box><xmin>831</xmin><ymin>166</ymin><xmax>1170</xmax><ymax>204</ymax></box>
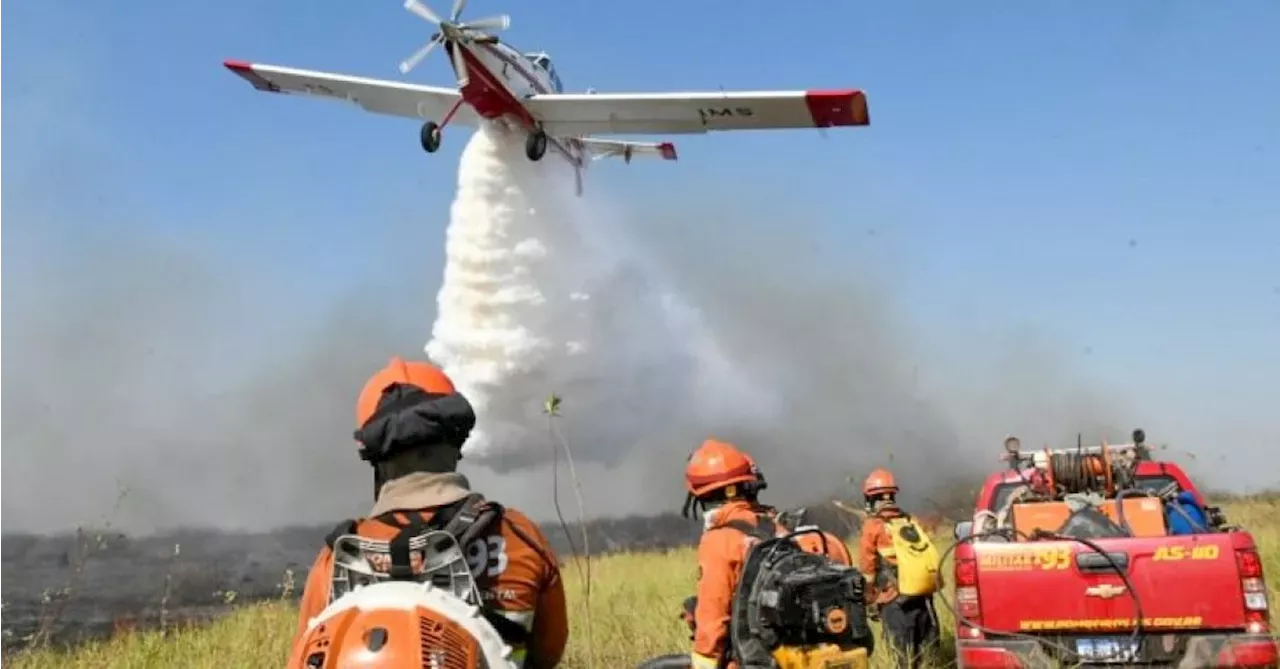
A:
<box><xmin>223</xmin><ymin>0</ymin><xmax>871</xmax><ymax>195</ymax></box>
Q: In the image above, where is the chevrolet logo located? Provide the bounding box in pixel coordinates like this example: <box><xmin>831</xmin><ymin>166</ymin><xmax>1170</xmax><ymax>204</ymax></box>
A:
<box><xmin>1085</xmin><ymin>584</ymin><xmax>1127</xmax><ymax>599</ymax></box>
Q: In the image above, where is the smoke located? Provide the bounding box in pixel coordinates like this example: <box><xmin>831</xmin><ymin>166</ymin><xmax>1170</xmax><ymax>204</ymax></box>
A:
<box><xmin>0</xmin><ymin>219</ymin><xmax>429</xmax><ymax>533</ymax></box>
<box><xmin>424</xmin><ymin>126</ymin><xmax>1136</xmax><ymax>519</ymax></box>
<box><xmin>424</xmin><ymin>124</ymin><xmax>773</xmax><ymax>470</ymax></box>
<box><xmin>0</xmin><ymin>78</ymin><xmax>437</xmax><ymax>532</ymax></box>
<box><xmin>3</xmin><ymin>118</ymin><xmax>1136</xmax><ymax>536</ymax></box>
<box><xmin>511</xmin><ymin>203</ymin><xmax>1139</xmax><ymax>518</ymax></box>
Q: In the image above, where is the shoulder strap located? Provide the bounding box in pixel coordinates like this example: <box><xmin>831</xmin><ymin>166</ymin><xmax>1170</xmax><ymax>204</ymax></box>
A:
<box><xmin>385</xmin><ymin>513</ymin><xmax>431</xmax><ymax>579</ymax></box>
<box><xmin>723</xmin><ymin>514</ymin><xmax>779</xmax><ymax>542</ymax></box>
<box><xmin>365</xmin><ymin>493</ymin><xmax>503</xmax><ymax>579</ymax></box>
<box><xmin>444</xmin><ymin>493</ymin><xmax>504</xmax><ymax>550</ymax></box>
<box><xmin>727</xmin><ymin>513</ymin><xmax>786</xmax><ymax>668</ymax></box>
<box><xmin>324</xmin><ymin>519</ymin><xmax>359</xmax><ymax>549</ymax></box>
<box><xmin>885</xmin><ymin>512</ymin><xmax>915</xmax><ymax>529</ymax></box>
<box><xmin>320</xmin><ymin>512</ymin><xmax>425</xmax><ymax>578</ymax></box>
<box><xmin>440</xmin><ymin>496</ymin><xmax>526</xmax><ymax>647</ymax></box>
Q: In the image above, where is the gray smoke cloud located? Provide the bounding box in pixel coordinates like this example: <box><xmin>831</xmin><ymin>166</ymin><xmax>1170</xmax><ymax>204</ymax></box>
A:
<box><xmin>2</xmin><ymin>151</ymin><xmax>1138</xmax><ymax>535</ymax></box>
<box><xmin>459</xmin><ymin>190</ymin><xmax>1140</xmax><ymax>521</ymax></box>
<box><xmin>0</xmin><ymin>47</ymin><xmax>443</xmax><ymax>532</ymax></box>
<box><xmin>0</xmin><ymin>215</ymin><xmax>429</xmax><ymax>532</ymax></box>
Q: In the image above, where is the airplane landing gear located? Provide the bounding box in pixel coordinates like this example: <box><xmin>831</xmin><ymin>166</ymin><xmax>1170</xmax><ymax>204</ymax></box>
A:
<box><xmin>420</xmin><ymin>121</ymin><xmax>442</xmax><ymax>153</ymax></box>
<box><xmin>419</xmin><ymin>97</ymin><xmax>461</xmax><ymax>154</ymax></box>
<box><xmin>526</xmin><ymin>129</ymin><xmax>547</xmax><ymax>161</ymax></box>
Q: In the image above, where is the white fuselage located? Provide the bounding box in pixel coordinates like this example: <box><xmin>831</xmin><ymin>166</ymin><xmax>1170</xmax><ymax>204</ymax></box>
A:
<box><xmin>446</xmin><ymin>39</ymin><xmax>580</xmax><ymax>166</ymax></box>
<box><xmin>449</xmin><ymin>40</ymin><xmax>561</xmax><ymax>104</ymax></box>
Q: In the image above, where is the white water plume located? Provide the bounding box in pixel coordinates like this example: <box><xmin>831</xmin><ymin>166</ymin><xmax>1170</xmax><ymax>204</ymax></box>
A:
<box><xmin>424</xmin><ymin>123</ymin><xmax>778</xmax><ymax>471</ymax></box>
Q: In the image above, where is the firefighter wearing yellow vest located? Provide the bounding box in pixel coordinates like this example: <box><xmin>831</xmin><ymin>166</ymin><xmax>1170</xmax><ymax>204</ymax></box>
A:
<box><xmin>856</xmin><ymin>469</ymin><xmax>940</xmax><ymax>669</ymax></box>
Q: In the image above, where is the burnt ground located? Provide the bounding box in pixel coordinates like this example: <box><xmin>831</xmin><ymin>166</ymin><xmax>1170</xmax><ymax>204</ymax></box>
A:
<box><xmin>1</xmin><ymin>503</ymin><xmax>863</xmax><ymax>651</ymax></box>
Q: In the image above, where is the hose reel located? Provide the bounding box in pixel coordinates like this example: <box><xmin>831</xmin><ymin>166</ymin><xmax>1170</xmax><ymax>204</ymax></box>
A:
<box><xmin>1003</xmin><ymin>431</ymin><xmax>1149</xmax><ymax>499</ymax></box>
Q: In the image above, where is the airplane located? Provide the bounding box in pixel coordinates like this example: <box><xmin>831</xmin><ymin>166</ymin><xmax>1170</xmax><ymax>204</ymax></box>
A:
<box><xmin>223</xmin><ymin>0</ymin><xmax>871</xmax><ymax>196</ymax></box>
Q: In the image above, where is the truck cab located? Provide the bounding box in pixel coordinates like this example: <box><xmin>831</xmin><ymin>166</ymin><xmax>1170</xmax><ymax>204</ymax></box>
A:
<box><xmin>951</xmin><ymin>434</ymin><xmax>1276</xmax><ymax>669</ymax></box>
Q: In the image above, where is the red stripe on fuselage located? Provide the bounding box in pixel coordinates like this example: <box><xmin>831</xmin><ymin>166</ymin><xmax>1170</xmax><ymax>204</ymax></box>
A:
<box><xmin>452</xmin><ymin>44</ymin><xmax>583</xmax><ymax>167</ymax></box>
<box><xmin>450</xmin><ymin>44</ymin><xmax>539</xmax><ymax>127</ymax></box>
<box><xmin>448</xmin><ymin>44</ymin><xmax>583</xmax><ymax>168</ymax></box>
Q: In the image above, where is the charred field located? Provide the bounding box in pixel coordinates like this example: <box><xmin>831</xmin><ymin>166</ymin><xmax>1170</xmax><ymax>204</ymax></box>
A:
<box><xmin>0</xmin><ymin>502</ymin><xmax>864</xmax><ymax>650</ymax></box>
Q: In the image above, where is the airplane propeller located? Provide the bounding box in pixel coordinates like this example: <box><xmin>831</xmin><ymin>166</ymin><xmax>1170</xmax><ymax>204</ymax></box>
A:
<box><xmin>398</xmin><ymin>0</ymin><xmax>511</xmax><ymax>88</ymax></box>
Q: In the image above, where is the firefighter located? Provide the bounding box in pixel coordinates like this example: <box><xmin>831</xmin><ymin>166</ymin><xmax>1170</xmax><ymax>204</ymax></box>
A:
<box><xmin>683</xmin><ymin>438</ymin><xmax>852</xmax><ymax>669</ymax></box>
<box><xmin>292</xmin><ymin>357</ymin><xmax>568</xmax><ymax>669</ymax></box>
<box><xmin>857</xmin><ymin>468</ymin><xmax>940</xmax><ymax>669</ymax></box>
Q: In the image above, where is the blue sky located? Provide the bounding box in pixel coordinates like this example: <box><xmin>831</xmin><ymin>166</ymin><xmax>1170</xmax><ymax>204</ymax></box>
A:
<box><xmin>4</xmin><ymin>1</ymin><xmax>1279</xmax><ymax>485</ymax></box>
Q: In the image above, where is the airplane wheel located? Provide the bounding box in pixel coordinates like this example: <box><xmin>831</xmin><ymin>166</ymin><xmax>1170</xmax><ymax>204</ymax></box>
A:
<box><xmin>421</xmin><ymin>121</ymin><xmax>442</xmax><ymax>153</ymax></box>
<box><xmin>526</xmin><ymin>129</ymin><xmax>547</xmax><ymax>161</ymax></box>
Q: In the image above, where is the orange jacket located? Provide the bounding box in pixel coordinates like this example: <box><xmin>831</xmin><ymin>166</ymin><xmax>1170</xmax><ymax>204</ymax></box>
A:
<box><xmin>857</xmin><ymin>504</ymin><xmax>908</xmax><ymax>605</ymax></box>
<box><xmin>294</xmin><ymin>473</ymin><xmax>568</xmax><ymax>669</ymax></box>
<box><xmin>690</xmin><ymin>501</ymin><xmax>852</xmax><ymax>669</ymax></box>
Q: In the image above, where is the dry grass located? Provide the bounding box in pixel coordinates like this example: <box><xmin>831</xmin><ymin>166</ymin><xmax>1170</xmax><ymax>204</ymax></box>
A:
<box><xmin>5</xmin><ymin>497</ymin><xmax>1277</xmax><ymax>669</ymax></box>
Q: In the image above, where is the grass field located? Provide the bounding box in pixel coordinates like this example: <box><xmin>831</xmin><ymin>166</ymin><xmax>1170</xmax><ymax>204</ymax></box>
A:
<box><xmin>6</xmin><ymin>496</ymin><xmax>1278</xmax><ymax>669</ymax></box>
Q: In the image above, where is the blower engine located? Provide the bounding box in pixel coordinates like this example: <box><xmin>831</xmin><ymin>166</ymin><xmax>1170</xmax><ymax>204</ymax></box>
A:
<box><xmin>288</xmin><ymin>581</ymin><xmax>517</xmax><ymax>669</ymax></box>
<box><xmin>1002</xmin><ymin>429</ymin><xmax>1152</xmax><ymax>499</ymax></box>
<box><xmin>287</xmin><ymin>527</ymin><xmax>519</xmax><ymax>669</ymax></box>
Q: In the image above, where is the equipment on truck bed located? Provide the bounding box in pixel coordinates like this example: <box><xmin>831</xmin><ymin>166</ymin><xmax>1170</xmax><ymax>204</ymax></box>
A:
<box><xmin>1009</xmin><ymin>496</ymin><xmax>1169</xmax><ymax>540</ymax></box>
<box><xmin>1001</xmin><ymin>429</ymin><xmax>1153</xmax><ymax>499</ymax></box>
<box><xmin>982</xmin><ymin>429</ymin><xmax>1235</xmax><ymax>540</ymax></box>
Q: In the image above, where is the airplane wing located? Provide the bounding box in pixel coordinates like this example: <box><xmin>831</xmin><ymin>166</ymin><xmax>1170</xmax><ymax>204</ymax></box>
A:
<box><xmin>524</xmin><ymin>89</ymin><xmax>868</xmax><ymax>137</ymax></box>
<box><xmin>222</xmin><ymin>60</ymin><xmax>480</xmax><ymax>126</ymax></box>
<box><xmin>576</xmin><ymin>137</ymin><xmax>679</xmax><ymax>162</ymax></box>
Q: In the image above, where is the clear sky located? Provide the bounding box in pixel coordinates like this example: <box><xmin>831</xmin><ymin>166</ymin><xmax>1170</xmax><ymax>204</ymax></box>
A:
<box><xmin>4</xmin><ymin>0</ymin><xmax>1279</xmax><ymax>497</ymax></box>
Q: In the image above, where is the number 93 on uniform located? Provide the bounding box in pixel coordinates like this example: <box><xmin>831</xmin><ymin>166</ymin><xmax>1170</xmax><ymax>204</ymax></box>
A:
<box><xmin>465</xmin><ymin>535</ymin><xmax>510</xmax><ymax>578</ymax></box>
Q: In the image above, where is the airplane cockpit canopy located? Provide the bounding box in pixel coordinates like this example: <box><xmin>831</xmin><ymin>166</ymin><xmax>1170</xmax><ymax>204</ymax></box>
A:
<box><xmin>526</xmin><ymin>52</ymin><xmax>563</xmax><ymax>93</ymax></box>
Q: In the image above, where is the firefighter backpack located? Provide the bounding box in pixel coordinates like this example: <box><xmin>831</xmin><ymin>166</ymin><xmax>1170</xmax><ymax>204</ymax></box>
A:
<box><xmin>726</xmin><ymin>516</ymin><xmax>872</xmax><ymax>669</ymax></box>
<box><xmin>884</xmin><ymin>515</ymin><xmax>941</xmax><ymax>597</ymax></box>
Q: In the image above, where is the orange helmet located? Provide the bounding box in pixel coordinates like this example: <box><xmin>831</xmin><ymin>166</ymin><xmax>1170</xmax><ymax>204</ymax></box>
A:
<box><xmin>353</xmin><ymin>358</ymin><xmax>475</xmax><ymax>467</ymax></box>
<box><xmin>287</xmin><ymin>582</ymin><xmax>511</xmax><ymax>669</ymax></box>
<box><xmin>356</xmin><ymin>357</ymin><xmax>458</xmax><ymax>428</ymax></box>
<box><xmin>863</xmin><ymin>468</ymin><xmax>899</xmax><ymax>497</ymax></box>
<box><xmin>685</xmin><ymin>438</ymin><xmax>764</xmax><ymax>498</ymax></box>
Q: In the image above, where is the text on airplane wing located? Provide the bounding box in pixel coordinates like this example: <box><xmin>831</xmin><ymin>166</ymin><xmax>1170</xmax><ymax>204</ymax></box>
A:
<box><xmin>522</xmin><ymin>89</ymin><xmax>869</xmax><ymax>137</ymax></box>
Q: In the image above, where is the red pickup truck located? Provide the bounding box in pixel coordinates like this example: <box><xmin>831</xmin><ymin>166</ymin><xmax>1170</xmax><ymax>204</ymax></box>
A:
<box><xmin>950</xmin><ymin>439</ymin><xmax>1276</xmax><ymax>669</ymax></box>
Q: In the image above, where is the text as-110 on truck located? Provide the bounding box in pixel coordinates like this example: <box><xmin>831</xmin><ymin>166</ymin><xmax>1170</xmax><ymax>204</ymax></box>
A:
<box><xmin>948</xmin><ymin>431</ymin><xmax>1277</xmax><ymax>669</ymax></box>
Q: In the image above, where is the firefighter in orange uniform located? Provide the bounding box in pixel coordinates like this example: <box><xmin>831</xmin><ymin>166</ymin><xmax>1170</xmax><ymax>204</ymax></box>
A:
<box><xmin>293</xmin><ymin>357</ymin><xmax>568</xmax><ymax>668</ymax></box>
<box><xmin>684</xmin><ymin>439</ymin><xmax>852</xmax><ymax>669</ymax></box>
<box><xmin>857</xmin><ymin>468</ymin><xmax>938</xmax><ymax>669</ymax></box>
